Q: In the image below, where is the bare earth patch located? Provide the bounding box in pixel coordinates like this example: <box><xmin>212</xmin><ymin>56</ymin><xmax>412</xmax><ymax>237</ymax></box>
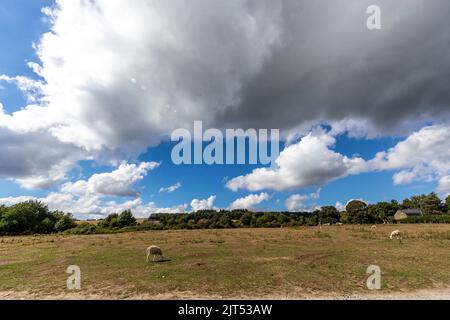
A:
<box><xmin>1</xmin><ymin>288</ymin><xmax>450</xmax><ymax>300</ymax></box>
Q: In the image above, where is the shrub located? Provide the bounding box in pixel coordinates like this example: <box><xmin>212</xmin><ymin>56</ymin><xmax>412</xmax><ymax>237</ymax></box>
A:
<box><xmin>64</xmin><ymin>222</ymin><xmax>97</xmax><ymax>235</ymax></box>
<box><xmin>54</xmin><ymin>212</ymin><xmax>77</xmax><ymax>232</ymax></box>
<box><xmin>398</xmin><ymin>215</ymin><xmax>450</xmax><ymax>224</ymax></box>
<box><xmin>98</xmin><ymin>214</ymin><xmax>120</xmax><ymax>229</ymax></box>
<box><xmin>0</xmin><ymin>201</ymin><xmax>76</xmax><ymax>235</ymax></box>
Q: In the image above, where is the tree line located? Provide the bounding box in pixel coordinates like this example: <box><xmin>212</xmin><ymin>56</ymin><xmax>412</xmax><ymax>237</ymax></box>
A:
<box><xmin>1</xmin><ymin>192</ymin><xmax>449</xmax><ymax>236</ymax></box>
<box><xmin>144</xmin><ymin>192</ymin><xmax>450</xmax><ymax>230</ymax></box>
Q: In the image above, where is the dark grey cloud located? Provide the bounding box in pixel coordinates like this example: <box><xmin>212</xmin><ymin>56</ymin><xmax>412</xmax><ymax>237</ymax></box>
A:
<box><xmin>0</xmin><ymin>128</ymin><xmax>85</xmax><ymax>188</ymax></box>
<box><xmin>11</xmin><ymin>0</ymin><xmax>450</xmax><ymax>153</ymax></box>
<box><xmin>219</xmin><ymin>0</ymin><xmax>450</xmax><ymax>134</ymax></box>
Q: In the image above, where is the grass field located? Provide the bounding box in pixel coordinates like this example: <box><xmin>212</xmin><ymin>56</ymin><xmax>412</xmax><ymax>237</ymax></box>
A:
<box><xmin>1</xmin><ymin>224</ymin><xmax>450</xmax><ymax>299</ymax></box>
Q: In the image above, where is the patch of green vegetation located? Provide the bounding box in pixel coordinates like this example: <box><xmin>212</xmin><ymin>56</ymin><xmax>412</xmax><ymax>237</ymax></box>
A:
<box><xmin>2</xmin><ymin>193</ymin><xmax>449</xmax><ymax>237</ymax></box>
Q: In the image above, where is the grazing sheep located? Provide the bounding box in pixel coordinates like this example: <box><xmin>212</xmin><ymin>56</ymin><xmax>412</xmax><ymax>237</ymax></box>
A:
<box><xmin>146</xmin><ymin>245</ymin><xmax>165</xmax><ymax>263</ymax></box>
<box><xmin>371</xmin><ymin>225</ymin><xmax>377</xmax><ymax>229</ymax></box>
<box><xmin>389</xmin><ymin>230</ymin><xmax>402</xmax><ymax>241</ymax></box>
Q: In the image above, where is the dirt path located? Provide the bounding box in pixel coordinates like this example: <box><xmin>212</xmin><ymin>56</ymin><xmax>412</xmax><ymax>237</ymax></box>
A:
<box><xmin>311</xmin><ymin>288</ymin><xmax>450</xmax><ymax>300</ymax></box>
<box><xmin>1</xmin><ymin>288</ymin><xmax>450</xmax><ymax>300</ymax></box>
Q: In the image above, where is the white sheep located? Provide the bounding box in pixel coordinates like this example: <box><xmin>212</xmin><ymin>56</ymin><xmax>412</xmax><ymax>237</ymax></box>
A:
<box><xmin>146</xmin><ymin>245</ymin><xmax>165</xmax><ymax>263</ymax></box>
<box><xmin>389</xmin><ymin>230</ymin><xmax>402</xmax><ymax>241</ymax></box>
<box><xmin>371</xmin><ymin>225</ymin><xmax>377</xmax><ymax>229</ymax></box>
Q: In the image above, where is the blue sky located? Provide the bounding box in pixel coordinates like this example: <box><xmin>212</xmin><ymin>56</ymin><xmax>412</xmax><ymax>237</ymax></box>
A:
<box><xmin>0</xmin><ymin>1</ymin><xmax>448</xmax><ymax>218</ymax></box>
<box><xmin>0</xmin><ymin>1</ymin><xmax>52</xmax><ymax>110</ymax></box>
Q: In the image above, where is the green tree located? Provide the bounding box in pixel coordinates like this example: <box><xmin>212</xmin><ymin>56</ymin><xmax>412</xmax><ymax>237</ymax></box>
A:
<box><xmin>276</xmin><ymin>213</ymin><xmax>290</xmax><ymax>226</ymax></box>
<box><xmin>402</xmin><ymin>193</ymin><xmax>444</xmax><ymax>215</ymax></box>
<box><xmin>314</xmin><ymin>206</ymin><xmax>340</xmax><ymax>224</ymax></box>
<box><xmin>367</xmin><ymin>201</ymin><xmax>398</xmax><ymax>223</ymax></box>
<box><xmin>421</xmin><ymin>192</ymin><xmax>445</xmax><ymax>215</ymax></box>
<box><xmin>54</xmin><ymin>212</ymin><xmax>77</xmax><ymax>232</ymax></box>
<box><xmin>240</xmin><ymin>212</ymin><xmax>253</xmax><ymax>226</ymax></box>
<box><xmin>255</xmin><ymin>212</ymin><xmax>278</xmax><ymax>227</ymax></box>
<box><xmin>117</xmin><ymin>210</ymin><xmax>137</xmax><ymax>228</ymax></box>
<box><xmin>446</xmin><ymin>195</ymin><xmax>450</xmax><ymax>213</ymax></box>
<box><xmin>212</xmin><ymin>213</ymin><xmax>232</xmax><ymax>228</ymax></box>
<box><xmin>340</xmin><ymin>211</ymin><xmax>349</xmax><ymax>224</ymax></box>
<box><xmin>0</xmin><ymin>205</ymin><xmax>6</xmax><ymax>233</ymax></box>
<box><xmin>0</xmin><ymin>201</ymin><xmax>55</xmax><ymax>235</ymax></box>
<box><xmin>346</xmin><ymin>200</ymin><xmax>374</xmax><ymax>224</ymax></box>
<box><xmin>99</xmin><ymin>213</ymin><xmax>120</xmax><ymax>229</ymax></box>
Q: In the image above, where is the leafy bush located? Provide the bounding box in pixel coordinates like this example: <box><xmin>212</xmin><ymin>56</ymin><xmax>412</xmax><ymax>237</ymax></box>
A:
<box><xmin>64</xmin><ymin>222</ymin><xmax>98</xmax><ymax>235</ymax></box>
<box><xmin>397</xmin><ymin>215</ymin><xmax>450</xmax><ymax>224</ymax></box>
<box><xmin>98</xmin><ymin>213</ymin><xmax>120</xmax><ymax>229</ymax></box>
<box><xmin>446</xmin><ymin>195</ymin><xmax>450</xmax><ymax>213</ymax></box>
<box><xmin>54</xmin><ymin>212</ymin><xmax>77</xmax><ymax>232</ymax></box>
<box><xmin>0</xmin><ymin>201</ymin><xmax>76</xmax><ymax>235</ymax></box>
<box><xmin>98</xmin><ymin>210</ymin><xmax>137</xmax><ymax>229</ymax></box>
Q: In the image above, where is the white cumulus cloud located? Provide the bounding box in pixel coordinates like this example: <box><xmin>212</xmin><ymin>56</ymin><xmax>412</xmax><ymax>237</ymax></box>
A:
<box><xmin>285</xmin><ymin>189</ymin><xmax>320</xmax><ymax>212</ymax></box>
<box><xmin>61</xmin><ymin>162</ymin><xmax>159</xmax><ymax>197</ymax></box>
<box><xmin>370</xmin><ymin>124</ymin><xmax>450</xmax><ymax>187</ymax></box>
<box><xmin>226</xmin><ymin>129</ymin><xmax>366</xmax><ymax>192</ymax></box>
<box><xmin>190</xmin><ymin>196</ymin><xmax>217</xmax><ymax>212</ymax></box>
<box><xmin>437</xmin><ymin>176</ymin><xmax>450</xmax><ymax>197</ymax></box>
<box><xmin>229</xmin><ymin>192</ymin><xmax>269</xmax><ymax>210</ymax></box>
<box><xmin>227</xmin><ymin>124</ymin><xmax>450</xmax><ymax>194</ymax></box>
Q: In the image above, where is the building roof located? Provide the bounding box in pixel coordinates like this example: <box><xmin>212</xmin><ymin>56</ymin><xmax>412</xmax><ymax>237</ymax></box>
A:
<box><xmin>398</xmin><ymin>208</ymin><xmax>422</xmax><ymax>215</ymax></box>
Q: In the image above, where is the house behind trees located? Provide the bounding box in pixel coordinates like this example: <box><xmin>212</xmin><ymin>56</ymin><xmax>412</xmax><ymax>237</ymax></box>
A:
<box><xmin>394</xmin><ymin>209</ymin><xmax>423</xmax><ymax>221</ymax></box>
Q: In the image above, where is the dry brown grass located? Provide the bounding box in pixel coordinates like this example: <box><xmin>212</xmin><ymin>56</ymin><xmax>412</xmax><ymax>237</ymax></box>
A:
<box><xmin>1</xmin><ymin>224</ymin><xmax>450</xmax><ymax>299</ymax></box>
